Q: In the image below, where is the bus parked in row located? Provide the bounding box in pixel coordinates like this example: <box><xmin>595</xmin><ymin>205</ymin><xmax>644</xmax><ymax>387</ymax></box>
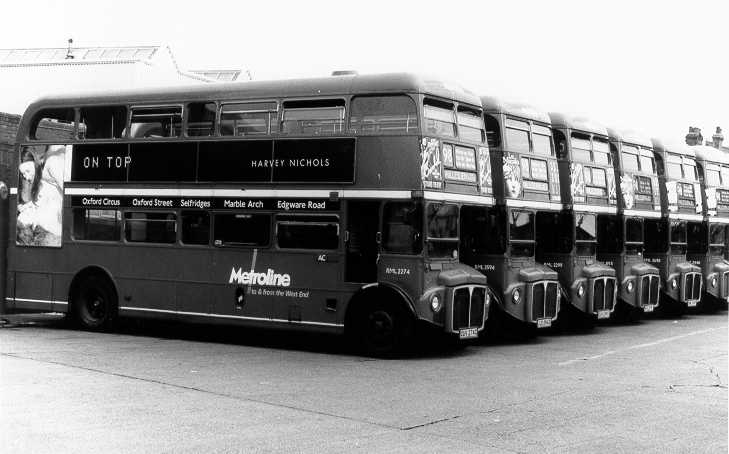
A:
<box><xmin>547</xmin><ymin>113</ymin><xmax>617</xmax><ymax>322</ymax></box>
<box><xmin>603</xmin><ymin>129</ymin><xmax>661</xmax><ymax>318</ymax></box>
<box><xmin>690</xmin><ymin>145</ymin><xmax>729</xmax><ymax>306</ymax></box>
<box><xmin>466</xmin><ymin>97</ymin><xmax>561</xmax><ymax>331</ymax></box>
<box><xmin>2</xmin><ymin>72</ymin><xmax>494</xmax><ymax>355</ymax></box>
<box><xmin>650</xmin><ymin>139</ymin><xmax>704</xmax><ymax>312</ymax></box>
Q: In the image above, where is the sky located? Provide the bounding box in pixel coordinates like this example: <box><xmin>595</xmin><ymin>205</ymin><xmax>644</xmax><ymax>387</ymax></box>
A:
<box><xmin>2</xmin><ymin>0</ymin><xmax>727</xmax><ymax>144</ymax></box>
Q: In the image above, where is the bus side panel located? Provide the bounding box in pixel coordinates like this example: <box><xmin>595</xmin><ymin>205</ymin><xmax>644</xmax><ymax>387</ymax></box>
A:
<box><xmin>176</xmin><ymin>249</ymin><xmax>214</xmax><ymax>315</ymax></box>
<box><xmin>355</xmin><ymin>136</ymin><xmax>420</xmax><ymax>188</ymax></box>
<box><xmin>14</xmin><ymin>271</ymin><xmax>52</xmax><ymax>310</ymax></box>
<box><xmin>118</xmin><ymin>247</ymin><xmax>181</xmax><ymax>313</ymax></box>
<box><xmin>52</xmin><ymin>273</ymin><xmax>72</xmax><ymax>312</ymax></box>
<box><xmin>208</xmin><ymin>249</ymin><xmax>271</xmax><ymax>320</ymax></box>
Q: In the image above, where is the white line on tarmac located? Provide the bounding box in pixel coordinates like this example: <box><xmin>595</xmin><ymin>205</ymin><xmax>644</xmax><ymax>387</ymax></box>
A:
<box><xmin>558</xmin><ymin>327</ymin><xmax>725</xmax><ymax>366</ymax></box>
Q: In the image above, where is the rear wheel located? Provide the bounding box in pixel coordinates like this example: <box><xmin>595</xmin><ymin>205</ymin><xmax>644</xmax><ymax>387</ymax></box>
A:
<box><xmin>73</xmin><ymin>275</ymin><xmax>117</xmax><ymax>331</ymax></box>
<box><xmin>358</xmin><ymin>301</ymin><xmax>414</xmax><ymax>357</ymax></box>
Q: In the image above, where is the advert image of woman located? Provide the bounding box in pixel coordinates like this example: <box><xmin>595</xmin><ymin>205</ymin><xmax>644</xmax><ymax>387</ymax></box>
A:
<box><xmin>16</xmin><ymin>144</ymin><xmax>66</xmax><ymax>247</ymax></box>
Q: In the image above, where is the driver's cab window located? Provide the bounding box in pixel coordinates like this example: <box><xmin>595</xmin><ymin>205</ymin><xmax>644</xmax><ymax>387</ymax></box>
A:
<box><xmin>382</xmin><ymin>202</ymin><xmax>423</xmax><ymax>254</ymax></box>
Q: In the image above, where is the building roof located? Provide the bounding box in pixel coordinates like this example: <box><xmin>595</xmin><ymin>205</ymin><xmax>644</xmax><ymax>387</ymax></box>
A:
<box><xmin>481</xmin><ymin>96</ymin><xmax>551</xmax><ymax>124</ymax></box>
<box><xmin>0</xmin><ymin>46</ymin><xmax>159</xmax><ymax>65</ymax></box>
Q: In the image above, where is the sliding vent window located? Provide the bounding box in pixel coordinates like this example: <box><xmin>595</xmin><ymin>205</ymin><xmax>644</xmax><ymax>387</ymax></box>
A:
<box><xmin>186</xmin><ymin>102</ymin><xmax>216</xmax><ymax>137</ymax></box>
<box><xmin>130</xmin><ymin>106</ymin><xmax>182</xmax><ymax>138</ymax></box>
<box><xmin>276</xmin><ymin>215</ymin><xmax>339</xmax><ymax>250</ymax></box>
<box><xmin>456</xmin><ymin>107</ymin><xmax>485</xmax><ymax>143</ymax></box>
<box><xmin>124</xmin><ymin>212</ymin><xmax>177</xmax><ymax>243</ymax></box>
<box><xmin>30</xmin><ymin>108</ymin><xmax>76</xmax><ymax>141</ymax></box>
<box><xmin>73</xmin><ymin>209</ymin><xmax>121</xmax><ymax>241</ymax></box>
<box><xmin>221</xmin><ymin>102</ymin><xmax>277</xmax><ymax>136</ymax></box>
<box><xmin>349</xmin><ymin>95</ymin><xmax>417</xmax><ymax>134</ymax></box>
<box><xmin>78</xmin><ymin>106</ymin><xmax>127</xmax><ymax>139</ymax></box>
<box><xmin>281</xmin><ymin>100</ymin><xmax>345</xmax><ymax>135</ymax></box>
<box><xmin>214</xmin><ymin>213</ymin><xmax>270</xmax><ymax>247</ymax></box>
<box><xmin>423</xmin><ymin>100</ymin><xmax>455</xmax><ymax>137</ymax></box>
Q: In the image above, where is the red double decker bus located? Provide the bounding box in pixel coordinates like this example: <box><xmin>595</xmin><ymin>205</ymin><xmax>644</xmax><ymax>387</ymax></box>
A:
<box><xmin>1</xmin><ymin>72</ymin><xmax>492</xmax><ymax>355</ymax></box>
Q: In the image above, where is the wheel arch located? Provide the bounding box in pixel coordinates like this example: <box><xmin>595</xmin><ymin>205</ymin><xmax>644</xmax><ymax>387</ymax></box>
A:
<box><xmin>68</xmin><ymin>265</ymin><xmax>119</xmax><ymax>311</ymax></box>
<box><xmin>344</xmin><ymin>282</ymin><xmax>416</xmax><ymax>332</ymax></box>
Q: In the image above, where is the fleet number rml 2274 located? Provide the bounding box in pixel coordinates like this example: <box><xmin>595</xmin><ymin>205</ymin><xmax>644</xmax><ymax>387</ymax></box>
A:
<box><xmin>386</xmin><ymin>268</ymin><xmax>411</xmax><ymax>275</ymax></box>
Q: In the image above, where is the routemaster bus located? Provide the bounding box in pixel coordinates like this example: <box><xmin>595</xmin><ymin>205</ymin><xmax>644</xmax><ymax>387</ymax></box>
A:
<box><xmin>1</xmin><ymin>72</ymin><xmax>493</xmax><ymax>356</ymax></box>
<box><xmin>547</xmin><ymin>112</ymin><xmax>617</xmax><ymax>323</ymax></box>
<box><xmin>649</xmin><ymin>138</ymin><xmax>704</xmax><ymax>311</ymax></box>
<box><xmin>689</xmin><ymin>144</ymin><xmax>729</xmax><ymax>307</ymax></box>
<box><xmin>604</xmin><ymin>128</ymin><xmax>661</xmax><ymax>318</ymax></box>
<box><xmin>461</xmin><ymin>97</ymin><xmax>561</xmax><ymax>331</ymax></box>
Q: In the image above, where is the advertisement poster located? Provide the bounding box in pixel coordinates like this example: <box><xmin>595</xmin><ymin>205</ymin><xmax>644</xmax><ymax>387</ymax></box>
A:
<box><xmin>16</xmin><ymin>144</ymin><xmax>67</xmax><ymax>247</ymax></box>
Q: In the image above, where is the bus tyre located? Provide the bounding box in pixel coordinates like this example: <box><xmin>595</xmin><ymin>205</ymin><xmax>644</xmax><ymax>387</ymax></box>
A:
<box><xmin>73</xmin><ymin>275</ymin><xmax>117</xmax><ymax>331</ymax></box>
<box><xmin>359</xmin><ymin>302</ymin><xmax>414</xmax><ymax>357</ymax></box>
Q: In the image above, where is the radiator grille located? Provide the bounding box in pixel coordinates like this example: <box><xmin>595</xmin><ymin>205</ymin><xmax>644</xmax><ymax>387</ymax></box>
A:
<box><xmin>592</xmin><ymin>277</ymin><xmax>617</xmax><ymax>312</ymax></box>
<box><xmin>451</xmin><ymin>286</ymin><xmax>487</xmax><ymax>331</ymax></box>
<box><xmin>531</xmin><ymin>281</ymin><xmax>559</xmax><ymax>321</ymax></box>
<box><xmin>640</xmin><ymin>275</ymin><xmax>660</xmax><ymax>307</ymax></box>
<box><xmin>683</xmin><ymin>272</ymin><xmax>702</xmax><ymax>303</ymax></box>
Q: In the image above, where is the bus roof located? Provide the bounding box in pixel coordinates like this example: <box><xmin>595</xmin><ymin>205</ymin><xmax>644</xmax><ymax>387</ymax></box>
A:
<box><xmin>651</xmin><ymin>138</ymin><xmax>696</xmax><ymax>158</ymax></box>
<box><xmin>480</xmin><ymin>96</ymin><xmax>551</xmax><ymax>124</ymax></box>
<box><xmin>607</xmin><ymin>128</ymin><xmax>653</xmax><ymax>148</ymax></box>
<box><xmin>22</xmin><ymin>72</ymin><xmax>482</xmax><ymax>113</ymax></box>
<box><xmin>693</xmin><ymin>144</ymin><xmax>729</xmax><ymax>165</ymax></box>
<box><xmin>548</xmin><ymin>112</ymin><xmax>608</xmax><ymax>136</ymax></box>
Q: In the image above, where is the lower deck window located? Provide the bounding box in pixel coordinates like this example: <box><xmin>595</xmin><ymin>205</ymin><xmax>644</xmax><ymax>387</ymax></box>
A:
<box><xmin>73</xmin><ymin>209</ymin><xmax>121</xmax><ymax>241</ymax></box>
<box><xmin>182</xmin><ymin>211</ymin><xmax>210</xmax><ymax>245</ymax></box>
<box><xmin>125</xmin><ymin>212</ymin><xmax>177</xmax><ymax>243</ymax></box>
<box><xmin>214</xmin><ymin>213</ymin><xmax>270</xmax><ymax>247</ymax></box>
<box><xmin>276</xmin><ymin>215</ymin><xmax>339</xmax><ymax>250</ymax></box>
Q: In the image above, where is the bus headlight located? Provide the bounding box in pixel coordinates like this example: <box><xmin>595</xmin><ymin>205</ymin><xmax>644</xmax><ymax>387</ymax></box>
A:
<box><xmin>626</xmin><ymin>281</ymin><xmax>634</xmax><ymax>293</ymax></box>
<box><xmin>711</xmin><ymin>276</ymin><xmax>717</xmax><ymax>288</ymax></box>
<box><xmin>671</xmin><ymin>279</ymin><xmax>677</xmax><ymax>290</ymax></box>
<box><xmin>430</xmin><ymin>294</ymin><xmax>442</xmax><ymax>312</ymax></box>
<box><xmin>512</xmin><ymin>288</ymin><xmax>521</xmax><ymax>304</ymax></box>
<box><xmin>577</xmin><ymin>283</ymin><xmax>585</xmax><ymax>298</ymax></box>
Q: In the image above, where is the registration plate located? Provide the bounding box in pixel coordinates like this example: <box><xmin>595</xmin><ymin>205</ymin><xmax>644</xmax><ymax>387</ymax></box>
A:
<box><xmin>687</xmin><ymin>301</ymin><xmax>697</xmax><ymax>308</ymax></box>
<box><xmin>536</xmin><ymin>318</ymin><xmax>552</xmax><ymax>328</ymax></box>
<box><xmin>458</xmin><ymin>327</ymin><xmax>479</xmax><ymax>339</ymax></box>
<box><xmin>643</xmin><ymin>304</ymin><xmax>654</xmax><ymax>313</ymax></box>
<box><xmin>597</xmin><ymin>310</ymin><xmax>611</xmax><ymax>320</ymax></box>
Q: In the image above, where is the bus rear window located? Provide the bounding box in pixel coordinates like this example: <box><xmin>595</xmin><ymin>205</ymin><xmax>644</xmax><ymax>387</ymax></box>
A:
<box><xmin>276</xmin><ymin>215</ymin><xmax>339</xmax><ymax>250</ymax></box>
<box><xmin>349</xmin><ymin>95</ymin><xmax>417</xmax><ymax>134</ymax></box>
<box><xmin>130</xmin><ymin>106</ymin><xmax>182</xmax><ymax>138</ymax></box>
<box><xmin>214</xmin><ymin>213</ymin><xmax>270</xmax><ymax>247</ymax></box>
<box><xmin>423</xmin><ymin>100</ymin><xmax>455</xmax><ymax>137</ymax></box>
<box><xmin>73</xmin><ymin>209</ymin><xmax>121</xmax><ymax>241</ymax></box>
<box><xmin>78</xmin><ymin>106</ymin><xmax>127</xmax><ymax>139</ymax></box>
<box><xmin>124</xmin><ymin>212</ymin><xmax>177</xmax><ymax>243</ymax></box>
<box><xmin>281</xmin><ymin>100</ymin><xmax>345</xmax><ymax>135</ymax></box>
<box><xmin>30</xmin><ymin>108</ymin><xmax>76</xmax><ymax>141</ymax></box>
<box><xmin>186</xmin><ymin>102</ymin><xmax>216</xmax><ymax>137</ymax></box>
<box><xmin>221</xmin><ymin>102</ymin><xmax>277</xmax><ymax>136</ymax></box>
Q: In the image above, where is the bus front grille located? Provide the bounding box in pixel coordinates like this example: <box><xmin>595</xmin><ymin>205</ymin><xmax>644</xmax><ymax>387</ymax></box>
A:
<box><xmin>592</xmin><ymin>277</ymin><xmax>616</xmax><ymax>312</ymax></box>
<box><xmin>531</xmin><ymin>281</ymin><xmax>558</xmax><ymax>321</ymax></box>
<box><xmin>683</xmin><ymin>272</ymin><xmax>702</xmax><ymax>303</ymax></box>
<box><xmin>640</xmin><ymin>275</ymin><xmax>660</xmax><ymax>307</ymax></box>
<box><xmin>452</xmin><ymin>286</ymin><xmax>486</xmax><ymax>331</ymax></box>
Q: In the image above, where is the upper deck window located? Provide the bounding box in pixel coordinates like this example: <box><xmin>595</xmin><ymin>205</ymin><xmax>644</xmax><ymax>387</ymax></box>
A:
<box><xmin>456</xmin><ymin>106</ymin><xmax>485</xmax><ymax>143</ymax></box>
<box><xmin>505</xmin><ymin>118</ymin><xmax>530</xmax><ymax>153</ymax></box>
<box><xmin>186</xmin><ymin>102</ymin><xmax>216</xmax><ymax>137</ymax></box>
<box><xmin>130</xmin><ymin>106</ymin><xmax>182</xmax><ymax>138</ymax></box>
<box><xmin>682</xmin><ymin>158</ymin><xmax>698</xmax><ymax>181</ymax></box>
<box><xmin>78</xmin><ymin>106</ymin><xmax>127</xmax><ymax>139</ymax></box>
<box><xmin>666</xmin><ymin>154</ymin><xmax>683</xmax><ymax>179</ymax></box>
<box><xmin>621</xmin><ymin>145</ymin><xmax>640</xmax><ymax>171</ymax></box>
<box><xmin>349</xmin><ymin>95</ymin><xmax>417</xmax><ymax>134</ymax></box>
<box><xmin>29</xmin><ymin>108</ymin><xmax>76</xmax><ymax>141</ymax></box>
<box><xmin>423</xmin><ymin>99</ymin><xmax>456</xmax><ymax>137</ymax></box>
<box><xmin>570</xmin><ymin>133</ymin><xmax>592</xmax><ymax>163</ymax></box>
<box><xmin>532</xmin><ymin>125</ymin><xmax>553</xmax><ymax>157</ymax></box>
<box><xmin>281</xmin><ymin>99</ymin><xmax>345</xmax><ymax>135</ymax></box>
<box><xmin>221</xmin><ymin>102</ymin><xmax>277</xmax><ymax>136</ymax></box>
<box><xmin>721</xmin><ymin>166</ymin><xmax>729</xmax><ymax>185</ymax></box>
<box><xmin>706</xmin><ymin>168</ymin><xmax>721</xmax><ymax>186</ymax></box>
<box><xmin>638</xmin><ymin>149</ymin><xmax>655</xmax><ymax>174</ymax></box>
<box><xmin>593</xmin><ymin>138</ymin><xmax>611</xmax><ymax>165</ymax></box>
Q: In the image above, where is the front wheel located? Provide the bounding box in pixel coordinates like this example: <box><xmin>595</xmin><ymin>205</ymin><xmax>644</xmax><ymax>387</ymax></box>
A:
<box><xmin>358</xmin><ymin>302</ymin><xmax>414</xmax><ymax>357</ymax></box>
<box><xmin>73</xmin><ymin>275</ymin><xmax>117</xmax><ymax>331</ymax></box>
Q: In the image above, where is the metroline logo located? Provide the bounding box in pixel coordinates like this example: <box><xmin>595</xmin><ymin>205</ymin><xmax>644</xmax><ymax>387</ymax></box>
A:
<box><xmin>229</xmin><ymin>267</ymin><xmax>291</xmax><ymax>287</ymax></box>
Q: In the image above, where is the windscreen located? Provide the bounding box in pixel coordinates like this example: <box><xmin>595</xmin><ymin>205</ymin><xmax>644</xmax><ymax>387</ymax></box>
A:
<box><xmin>426</xmin><ymin>203</ymin><xmax>459</xmax><ymax>258</ymax></box>
<box><xmin>509</xmin><ymin>210</ymin><xmax>535</xmax><ymax>257</ymax></box>
<box><xmin>625</xmin><ymin>217</ymin><xmax>644</xmax><ymax>254</ymax></box>
<box><xmin>710</xmin><ymin>224</ymin><xmax>727</xmax><ymax>256</ymax></box>
<box><xmin>575</xmin><ymin>213</ymin><xmax>597</xmax><ymax>256</ymax></box>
